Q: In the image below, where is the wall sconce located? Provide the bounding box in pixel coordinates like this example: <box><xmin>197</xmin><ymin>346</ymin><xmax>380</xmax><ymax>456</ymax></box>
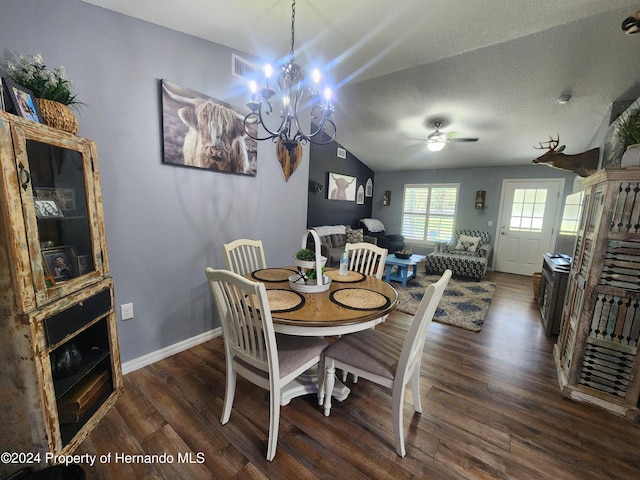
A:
<box><xmin>382</xmin><ymin>190</ymin><xmax>391</xmax><ymax>206</ymax></box>
<box><xmin>475</xmin><ymin>190</ymin><xmax>486</xmax><ymax>209</ymax></box>
<box><xmin>309</xmin><ymin>180</ymin><xmax>323</xmax><ymax>193</ymax></box>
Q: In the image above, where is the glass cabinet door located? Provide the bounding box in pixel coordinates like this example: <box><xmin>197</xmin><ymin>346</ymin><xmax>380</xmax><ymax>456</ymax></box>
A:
<box><xmin>28</xmin><ymin>140</ymin><xmax>95</xmax><ymax>279</ymax></box>
<box><xmin>10</xmin><ymin>121</ymin><xmax>107</xmax><ymax>308</ymax></box>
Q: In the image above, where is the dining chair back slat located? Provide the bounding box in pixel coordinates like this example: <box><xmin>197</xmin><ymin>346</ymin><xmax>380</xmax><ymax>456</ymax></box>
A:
<box><xmin>223</xmin><ymin>239</ymin><xmax>267</xmax><ymax>275</ymax></box>
<box><xmin>345</xmin><ymin>242</ymin><xmax>388</xmax><ymax>279</ymax></box>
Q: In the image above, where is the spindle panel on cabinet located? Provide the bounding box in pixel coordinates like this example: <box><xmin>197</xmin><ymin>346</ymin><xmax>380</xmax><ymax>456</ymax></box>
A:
<box><xmin>554</xmin><ymin>168</ymin><xmax>640</xmax><ymax>420</ymax></box>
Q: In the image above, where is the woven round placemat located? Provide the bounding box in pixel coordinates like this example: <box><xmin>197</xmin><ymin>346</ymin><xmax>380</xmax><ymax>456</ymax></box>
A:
<box><xmin>330</xmin><ymin>288</ymin><xmax>391</xmax><ymax>311</ymax></box>
<box><xmin>252</xmin><ymin>268</ymin><xmax>296</xmax><ymax>282</ymax></box>
<box><xmin>266</xmin><ymin>289</ymin><xmax>304</xmax><ymax>312</ymax></box>
<box><xmin>325</xmin><ymin>270</ymin><xmax>365</xmax><ymax>283</ymax></box>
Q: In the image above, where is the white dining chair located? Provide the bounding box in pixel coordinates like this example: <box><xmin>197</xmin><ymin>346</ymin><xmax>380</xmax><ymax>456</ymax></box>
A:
<box><xmin>340</xmin><ymin>242</ymin><xmax>389</xmax><ymax>383</ymax></box>
<box><xmin>222</xmin><ymin>238</ymin><xmax>267</xmax><ymax>275</ymax></box>
<box><xmin>205</xmin><ymin>268</ymin><xmax>328</xmax><ymax>461</ymax></box>
<box><xmin>345</xmin><ymin>242</ymin><xmax>388</xmax><ymax>279</ymax></box>
<box><xmin>322</xmin><ymin>269</ymin><xmax>452</xmax><ymax>457</ymax></box>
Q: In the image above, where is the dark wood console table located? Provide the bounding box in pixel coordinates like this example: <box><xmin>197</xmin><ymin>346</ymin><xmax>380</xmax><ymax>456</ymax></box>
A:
<box><xmin>538</xmin><ymin>253</ymin><xmax>570</xmax><ymax>336</ymax></box>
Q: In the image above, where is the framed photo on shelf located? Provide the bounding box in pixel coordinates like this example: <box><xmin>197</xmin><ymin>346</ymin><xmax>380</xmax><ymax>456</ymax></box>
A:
<box><xmin>2</xmin><ymin>78</ymin><xmax>42</xmax><ymax>123</ymax></box>
<box><xmin>35</xmin><ymin>187</ymin><xmax>77</xmax><ymax>211</ymax></box>
<box><xmin>43</xmin><ymin>246</ymin><xmax>77</xmax><ymax>282</ymax></box>
<box><xmin>0</xmin><ymin>78</ymin><xmax>5</xmax><ymax>112</ymax></box>
<box><xmin>34</xmin><ymin>199</ymin><xmax>64</xmax><ymax>219</ymax></box>
<box><xmin>74</xmin><ymin>254</ymin><xmax>93</xmax><ymax>276</ymax></box>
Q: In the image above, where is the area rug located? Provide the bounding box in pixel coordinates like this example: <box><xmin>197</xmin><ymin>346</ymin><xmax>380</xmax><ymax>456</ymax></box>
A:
<box><xmin>394</xmin><ymin>274</ymin><xmax>496</xmax><ymax>332</ymax></box>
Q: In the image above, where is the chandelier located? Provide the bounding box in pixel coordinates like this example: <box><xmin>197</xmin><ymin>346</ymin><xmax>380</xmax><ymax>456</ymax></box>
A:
<box><xmin>243</xmin><ymin>0</ymin><xmax>336</xmax><ymax>153</ymax></box>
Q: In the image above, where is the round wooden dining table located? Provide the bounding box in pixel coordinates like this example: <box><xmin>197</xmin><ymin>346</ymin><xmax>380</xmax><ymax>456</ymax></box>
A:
<box><xmin>245</xmin><ymin>266</ymin><xmax>399</xmax><ymax>404</ymax></box>
<box><xmin>247</xmin><ymin>266</ymin><xmax>399</xmax><ymax>334</ymax></box>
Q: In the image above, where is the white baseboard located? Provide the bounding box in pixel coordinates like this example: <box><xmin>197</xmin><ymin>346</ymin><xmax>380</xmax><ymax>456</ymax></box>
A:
<box><xmin>122</xmin><ymin>327</ymin><xmax>222</xmax><ymax>375</ymax></box>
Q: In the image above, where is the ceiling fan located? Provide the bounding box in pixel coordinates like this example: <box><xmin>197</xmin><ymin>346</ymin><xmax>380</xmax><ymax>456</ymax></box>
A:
<box><xmin>424</xmin><ymin>121</ymin><xmax>479</xmax><ymax>152</ymax></box>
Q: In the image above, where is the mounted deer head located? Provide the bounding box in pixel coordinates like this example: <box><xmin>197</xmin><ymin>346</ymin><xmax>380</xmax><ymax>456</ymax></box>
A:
<box><xmin>533</xmin><ymin>134</ymin><xmax>599</xmax><ymax>177</ymax></box>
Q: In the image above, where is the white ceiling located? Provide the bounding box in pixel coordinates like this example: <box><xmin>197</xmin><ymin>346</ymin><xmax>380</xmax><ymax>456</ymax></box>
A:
<box><xmin>82</xmin><ymin>0</ymin><xmax>640</xmax><ymax>171</ymax></box>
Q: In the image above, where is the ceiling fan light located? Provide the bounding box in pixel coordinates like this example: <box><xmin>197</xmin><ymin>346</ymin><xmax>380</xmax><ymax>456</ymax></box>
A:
<box><xmin>427</xmin><ymin>139</ymin><xmax>446</xmax><ymax>152</ymax></box>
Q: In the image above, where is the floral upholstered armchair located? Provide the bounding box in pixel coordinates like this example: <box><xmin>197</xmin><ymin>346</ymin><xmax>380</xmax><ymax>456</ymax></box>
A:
<box><xmin>425</xmin><ymin>229</ymin><xmax>492</xmax><ymax>280</ymax></box>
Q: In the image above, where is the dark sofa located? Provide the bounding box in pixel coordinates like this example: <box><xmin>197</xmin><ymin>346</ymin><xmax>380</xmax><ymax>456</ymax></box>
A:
<box><xmin>309</xmin><ymin>225</ymin><xmax>377</xmax><ymax>266</ymax></box>
<box><xmin>359</xmin><ymin>218</ymin><xmax>405</xmax><ymax>253</ymax></box>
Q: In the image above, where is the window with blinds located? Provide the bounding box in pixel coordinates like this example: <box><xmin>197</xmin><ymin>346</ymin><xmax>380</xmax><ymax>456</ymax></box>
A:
<box><xmin>401</xmin><ymin>184</ymin><xmax>459</xmax><ymax>243</ymax></box>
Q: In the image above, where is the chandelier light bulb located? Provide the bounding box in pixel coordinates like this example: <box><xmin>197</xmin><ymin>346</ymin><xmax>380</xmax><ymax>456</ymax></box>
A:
<box><xmin>242</xmin><ymin>0</ymin><xmax>337</xmax><ymax>151</ymax></box>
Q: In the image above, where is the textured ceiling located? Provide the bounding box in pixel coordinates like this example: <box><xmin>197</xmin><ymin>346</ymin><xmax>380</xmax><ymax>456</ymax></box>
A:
<box><xmin>82</xmin><ymin>0</ymin><xmax>640</xmax><ymax>171</ymax></box>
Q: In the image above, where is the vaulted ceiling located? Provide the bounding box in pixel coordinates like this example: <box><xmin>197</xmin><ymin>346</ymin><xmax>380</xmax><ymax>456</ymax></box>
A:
<box><xmin>82</xmin><ymin>0</ymin><xmax>640</xmax><ymax>171</ymax></box>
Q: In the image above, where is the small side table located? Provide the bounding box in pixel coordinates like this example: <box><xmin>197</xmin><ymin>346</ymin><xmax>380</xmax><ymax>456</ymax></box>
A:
<box><xmin>384</xmin><ymin>254</ymin><xmax>427</xmax><ymax>286</ymax></box>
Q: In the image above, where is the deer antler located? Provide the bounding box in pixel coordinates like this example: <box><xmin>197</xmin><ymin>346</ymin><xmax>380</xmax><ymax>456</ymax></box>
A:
<box><xmin>534</xmin><ymin>134</ymin><xmax>560</xmax><ymax>151</ymax></box>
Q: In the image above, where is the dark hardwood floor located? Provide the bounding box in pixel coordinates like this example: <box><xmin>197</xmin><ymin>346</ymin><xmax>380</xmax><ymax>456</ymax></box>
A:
<box><xmin>77</xmin><ymin>272</ymin><xmax>640</xmax><ymax>479</ymax></box>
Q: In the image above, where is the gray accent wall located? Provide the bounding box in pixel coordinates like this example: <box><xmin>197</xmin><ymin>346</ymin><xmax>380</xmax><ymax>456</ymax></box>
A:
<box><xmin>1</xmin><ymin>0</ymin><xmax>308</xmax><ymax>362</ymax></box>
<box><xmin>307</xmin><ymin>140</ymin><xmax>374</xmax><ymax>229</ymax></box>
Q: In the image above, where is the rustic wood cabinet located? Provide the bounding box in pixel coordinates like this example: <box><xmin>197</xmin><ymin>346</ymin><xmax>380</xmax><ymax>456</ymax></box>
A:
<box><xmin>0</xmin><ymin>111</ymin><xmax>122</xmax><ymax>474</ymax></box>
<box><xmin>554</xmin><ymin>168</ymin><xmax>640</xmax><ymax>420</ymax></box>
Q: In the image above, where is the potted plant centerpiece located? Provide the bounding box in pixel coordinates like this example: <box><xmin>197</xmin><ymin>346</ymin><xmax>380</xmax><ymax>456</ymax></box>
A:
<box><xmin>294</xmin><ymin>248</ymin><xmax>327</xmax><ymax>283</ymax></box>
<box><xmin>618</xmin><ymin>104</ymin><xmax>640</xmax><ymax>167</ymax></box>
<box><xmin>294</xmin><ymin>248</ymin><xmax>327</xmax><ymax>270</ymax></box>
<box><xmin>5</xmin><ymin>53</ymin><xmax>82</xmax><ymax>133</ymax></box>
<box><xmin>289</xmin><ymin>230</ymin><xmax>331</xmax><ymax>293</ymax></box>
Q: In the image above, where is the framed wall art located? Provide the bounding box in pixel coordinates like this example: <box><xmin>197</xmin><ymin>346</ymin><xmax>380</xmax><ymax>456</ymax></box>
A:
<box><xmin>160</xmin><ymin>79</ymin><xmax>257</xmax><ymax>176</ymax></box>
<box><xmin>365</xmin><ymin>178</ymin><xmax>373</xmax><ymax>197</ymax></box>
<box><xmin>357</xmin><ymin>185</ymin><xmax>365</xmax><ymax>204</ymax></box>
<box><xmin>2</xmin><ymin>78</ymin><xmax>42</xmax><ymax>123</ymax></box>
<box><xmin>328</xmin><ymin>172</ymin><xmax>356</xmax><ymax>201</ymax></box>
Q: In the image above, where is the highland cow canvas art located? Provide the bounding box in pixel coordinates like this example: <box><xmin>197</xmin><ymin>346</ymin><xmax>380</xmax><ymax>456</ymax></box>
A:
<box><xmin>161</xmin><ymin>79</ymin><xmax>257</xmax><ymax>176</ymax></box>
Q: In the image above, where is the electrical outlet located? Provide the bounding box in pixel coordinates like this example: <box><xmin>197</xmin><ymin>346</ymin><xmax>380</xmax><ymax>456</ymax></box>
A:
<box><xmin>488</xmin><ymin>220</ymin><xmax>493</xmax><ymax>227</ymax></box>
<box><xmin>121</xmin><ymin>303</ymin><xmax>134</xmax><ymax>320</ymax></box>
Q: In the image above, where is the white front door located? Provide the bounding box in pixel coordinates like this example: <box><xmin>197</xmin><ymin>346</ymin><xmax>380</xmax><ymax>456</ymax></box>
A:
<box><xmin>494</xmin><ymin>178</ymin><xmax>564</xmax><ymax>276</ymax></box>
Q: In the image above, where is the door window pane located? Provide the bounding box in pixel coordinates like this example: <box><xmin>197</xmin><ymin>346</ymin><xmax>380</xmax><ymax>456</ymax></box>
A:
<box><xmin>509</xmin><ymin>188</ymin><xmax>547</xmax><ymax>233</ymax></box>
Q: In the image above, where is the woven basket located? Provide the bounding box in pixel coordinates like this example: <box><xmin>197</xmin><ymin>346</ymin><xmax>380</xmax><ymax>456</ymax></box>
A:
<box><xmin>532</xmin><ymin>272</ymin><xmax>542</xmax><ymax>301</ymax></box>
<box><xmin>35</xmin><ymin>98</ymin><xmax>78</xmax><ymax>134</ymax></box>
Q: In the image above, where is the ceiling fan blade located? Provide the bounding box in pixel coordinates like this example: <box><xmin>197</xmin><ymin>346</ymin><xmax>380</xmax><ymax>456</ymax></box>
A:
<box><xmin>404</xmin><ymin>137</ymin><xmax>428</xmax><ymax>142</ymax></box>
<box><xmin>449</xmin><ymin>137</ymin><xmax>479</xmax><ymax>142</ymax></box>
